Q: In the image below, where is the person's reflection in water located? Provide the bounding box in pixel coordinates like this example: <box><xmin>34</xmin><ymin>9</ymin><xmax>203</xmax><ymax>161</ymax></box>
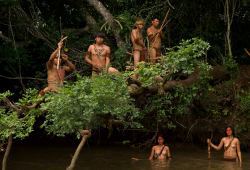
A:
<box><xmin>222</xmin><ymin>160</ymin><xmax>243</xmax><ymax>170</ymax></box>
<box><xmin>207</xmin><ymin>160</ymin><xmax>243</xmax><ymax>170</ymax></box>
<box><xmin>150</xmin><ymin>159</ymin><xmax>171</xmax><ymax>170</ymax></box>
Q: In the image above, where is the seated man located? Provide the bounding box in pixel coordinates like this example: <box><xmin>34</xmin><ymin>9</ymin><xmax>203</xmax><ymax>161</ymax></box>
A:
<box><xmin>84</xmin><ymin>33</ymin><xmax>119</xmax><ymax>76</ymax></box>
<box><xmin>40</xmin><ymin>39</ymin><xmax>75</xmax><ymax>95</ymax></box>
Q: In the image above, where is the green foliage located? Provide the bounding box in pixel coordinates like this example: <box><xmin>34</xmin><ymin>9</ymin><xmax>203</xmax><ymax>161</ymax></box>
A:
<box><xmin>240</xmin><ymin>93</ymin><xmax>250</xmax><ymax>113</ymax></box>
<box><xmin>162</xmin><ymin>38</ymin><xmax>211</xmax><ymax>75</ymax></box>
<box><xmin>112</xmin><ymin>47</ymin><xmax>131</xmax><ymax>71</ymax></box>
<box><xmin>128</xmin><ymin>38</ymin><xmax>212</xmax><ymax>86</ymax></box>
<box><xmin>0</xmin><ymin>89</ymin><xmax>41</xmax><ymax>141</ymax></box>
<box><xmin>223</xmin><ymin>56</ymin><xmax>239</xmax><ymax>77</ymax></box>
<box><xmin>0</xmin><ymin>91</ymin><xmax>12</xmax><ymax>100</ymax></box>
<box><xmin>17</xmin><ymin>88</ymin><xmax>42</xmax><ymax>106</ymax></box>
<box><xmin>41</xmin><ymin>74</ymin><xmax>139</xmax><ymax>137</ymax></box>
<box><xmin>0</xmin><ymin>110</ymin><xmax>36</xmax><ymax>140</ymax></box>
<box><xmin>130</xmin><ymin>38</ymin><xmax>213</xmax><ymax>129</ymax></box>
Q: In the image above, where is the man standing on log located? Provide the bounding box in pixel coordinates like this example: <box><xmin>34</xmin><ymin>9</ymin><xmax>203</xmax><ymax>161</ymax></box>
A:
<box><xmin>147</xmin><ymin>18</ymin><xmax>163</xmax><ymax>63</ymax></box>
<box><xmin>131</xmin><ymin>19</ymin><xmax>147</xmax><ymax>67</ymax></box>
<box><xmin>40</xmin><ymin>39</ymin><xmax>75</xmax><ymax>95</ymax></box>
<box><xmin>84</xmin><ymin>33</ymin><xmax>119</xmax><ymax>76</ymax></box>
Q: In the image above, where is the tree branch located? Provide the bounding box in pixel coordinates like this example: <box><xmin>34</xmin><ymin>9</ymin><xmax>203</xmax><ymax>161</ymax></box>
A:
<box><xmin>86</xmin><ymin>0</ymin><xmax>125</xmax><ymax>48</ymax></box>
<box><xmin>2</xmin><ymin>98</ymin><xmax>21</xmax><ymax>113</ymax></box>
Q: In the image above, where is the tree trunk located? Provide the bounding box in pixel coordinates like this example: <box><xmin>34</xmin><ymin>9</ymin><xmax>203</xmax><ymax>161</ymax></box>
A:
<box><xmin>224</xmin><ymin>0</ymin><xmax>237</xmax><ymax>57</ymax></box>
<box><xmin>2</xmin><ymin>135</ymin><xmax>13</xmax><ymax>170</ymax></box>
<box><xmin>66</xmin><ymin>130</ymin><xmax>91</xmax><ymax>170</ymax></box>
<box><xmin>225</xmin><ymin>0</ymin><xmax>232</xmax><ymax>57</ymax></box>
<box><xmin>86</xmin><ymin>0</ymin><xmax>125</xmax><ymax>48</ymax></box>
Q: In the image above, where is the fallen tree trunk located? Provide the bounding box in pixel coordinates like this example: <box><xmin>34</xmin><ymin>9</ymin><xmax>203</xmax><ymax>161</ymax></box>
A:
<box><xmin>128</xmin><ymin>65</ymin><xmax>231</xmax><ymax>96</ymax></box>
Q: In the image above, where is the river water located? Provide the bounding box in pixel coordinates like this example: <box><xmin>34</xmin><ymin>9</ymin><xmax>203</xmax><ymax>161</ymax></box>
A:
<box><xmin>1</xmin><ymin>144</ymin><xmax>249</xmax><ymax>170</ymax></box>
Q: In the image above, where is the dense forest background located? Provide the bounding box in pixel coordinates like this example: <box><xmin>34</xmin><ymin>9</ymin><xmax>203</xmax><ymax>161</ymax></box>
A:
<box><xmin>0</xmin><ymin>0</ymin><xmax>250</xmax><ymax>148</ymax></box>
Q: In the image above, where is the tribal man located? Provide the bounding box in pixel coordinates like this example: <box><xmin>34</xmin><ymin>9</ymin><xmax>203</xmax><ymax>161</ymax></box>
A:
<box><xmin>40</xmin><ymin>39</ymin><xmax>75</xmax><ymax>95</ymax></box>
<box><xmin>147</xmin><ymin>18</ymin><xmax>163</xmax><ymax>63</ymax></box>
<box><xmin>131</xmin><ymin>19</ymin><xmax>147</xmax><ymax>67</ymax></box>
<box><xmin>84</xmin><ymin>33</ymin><xmax>118</xmax><ymax>76</ymax></box>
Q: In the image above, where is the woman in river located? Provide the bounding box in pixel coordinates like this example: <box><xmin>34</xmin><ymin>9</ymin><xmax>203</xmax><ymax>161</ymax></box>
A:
<box><xmin>148</xmin><ymin>134</ymin><xmax>171</xmax><ymax>160</ymax></box>
<box><xmin>207</xmin><ymin>126</ymin><xmax>242</xmax><ymax>166</ymax></box>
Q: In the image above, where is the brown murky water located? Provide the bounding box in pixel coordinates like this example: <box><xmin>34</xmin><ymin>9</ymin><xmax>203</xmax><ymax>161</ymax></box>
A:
<box><xmin>1</xmin><ymin>145</ymin><xmax>249</xmax><ymax>170</ymax></box>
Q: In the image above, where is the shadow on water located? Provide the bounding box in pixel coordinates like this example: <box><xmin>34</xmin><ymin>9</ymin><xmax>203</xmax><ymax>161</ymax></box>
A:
<box><xmin>0</xmin><ymin>145</ymin><xmax>249</xmax><ymax>170</ymax></box>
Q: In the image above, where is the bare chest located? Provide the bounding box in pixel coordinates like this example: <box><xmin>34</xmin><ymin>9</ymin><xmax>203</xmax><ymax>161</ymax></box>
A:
<box><xmin>91</xmin><ymin>46</ymin><xmax>108</xmax><ymax>59</ymax></box>
<box><xmin>224</xmin><ymin>139</ymin><xmax>237</xmax><ymax>150</ymax></box>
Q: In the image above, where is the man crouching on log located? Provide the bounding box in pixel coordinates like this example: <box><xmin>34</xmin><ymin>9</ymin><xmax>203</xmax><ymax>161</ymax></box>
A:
<box><xmin>40</xmin><ymin>38</ymin><xmax>75</xmax><ymax>95</ymax></box>
<box><xmin>84</xmin><ymin>33</ymin><xmax>119</xmax><ymax>76</ymax></box>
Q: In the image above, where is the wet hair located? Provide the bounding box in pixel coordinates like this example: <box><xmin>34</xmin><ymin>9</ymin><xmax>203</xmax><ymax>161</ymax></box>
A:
<box><xmin>225</xmin><ymin>126</ymin><xmax>235</xmax><ymax>136</ymax></box>
<box><xmin>94</xmin><ymin>32</ymin><xmax>105</xmax><ymax>39</ymax></box>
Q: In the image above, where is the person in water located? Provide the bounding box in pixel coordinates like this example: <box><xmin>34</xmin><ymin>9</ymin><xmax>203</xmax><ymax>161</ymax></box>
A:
<box><xmin>149</xmin><ymin>135</ymin><xmax>171</xmax><ymax>160</ymax></box>
<box><xmin>207</xmin><ymin>126</ymin><xmax>242</xmax><ymax>165</ymax></box>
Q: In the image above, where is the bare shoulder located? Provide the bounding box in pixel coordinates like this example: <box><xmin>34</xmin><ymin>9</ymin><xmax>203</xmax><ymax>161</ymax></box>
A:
<box><xmin>103</xmin><ymin>45</ymin><xmax>110</xmax><ymax>52</ymax></box>
<box><xmin>88</xmin><ymin>44</ymin><xmax>94</xmax><ymax>51</ymax></box>
<box><xmin>132</xmin><ymin>29</ymin><xmax>138</xmax><ymax>34</ymax></box>
<box><xmin>234</xmin><ymin>137</ymin><xmax>239</xmax><ymax>142</ymax></box>
<box><xmin>152</xmin><ymin>145</ymin><xmax>156</xmax><ymax>150</ymax></box>
<box><xmin>147</xmin><ymin>26</ymin><xmax>153</xmax><ymax>32</ymax></box>
<box><xmin>221</xmin><ymin>137</ymin><xmax>226</xmax><ymax>141</ymax></box>
<box><xmin>164</xmin><ymin>146</ymin><xmax>170</xmax><ymax>151</ymax></box>
<box><xmin>103</xmin><ymin>44</ymin><xmax>110</xmax><ymax>49</ymax></box>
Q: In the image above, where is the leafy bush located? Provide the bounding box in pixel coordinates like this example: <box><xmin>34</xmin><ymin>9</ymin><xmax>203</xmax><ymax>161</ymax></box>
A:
<box><xmin>127</xmin><ymin>38</ymin><xmax>212</xmax><ymax>86</ymax></box>
<box><xmin>0</xmin><ymin>89</ymin><xmax>41</xmax><ymax>140</ymax></box>
<box><xmin>41</xmin><ymin>74</ymin><xmax>140</xmax><ymax>137</ymax></box>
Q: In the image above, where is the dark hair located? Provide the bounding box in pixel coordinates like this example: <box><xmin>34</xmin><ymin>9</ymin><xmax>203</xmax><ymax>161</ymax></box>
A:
<box><xmin>157</xmin><ymin>134</ymin><xmax>165</xmax><ymax>140</ymax></box>
<box><xmin>225</xmin><ymin>126</ymin><xmax>235</xmax><ymax>136</ymax></box>
<box><xmin>94</xmin><ymin>32</ymin><xmax>105</xmax><ymax>39</ymax></box>
<box><xmin>152</xmin><ymin>17</ymin><xmax>159</xmax><ymax>21</ymax></box>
